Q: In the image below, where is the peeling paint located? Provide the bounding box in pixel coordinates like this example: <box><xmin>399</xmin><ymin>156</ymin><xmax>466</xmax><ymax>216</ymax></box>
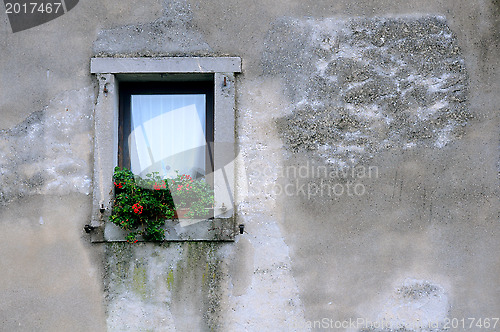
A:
<box><xmin>93</xmin><ymin>0</ymin><xmax>211</xmax><ymax>57</ymax></box>
<box><xmin>0</xmin><ymin>87</ymin><xmax>94</xmax><ymax>204</ymax></box>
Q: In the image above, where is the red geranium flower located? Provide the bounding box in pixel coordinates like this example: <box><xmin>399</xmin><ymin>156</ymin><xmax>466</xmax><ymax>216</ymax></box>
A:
<box><xmin>153</xmin><ymin>181</ymin><xmax>167</xmax><ymax>190</ymax></box>
<box><xmin>132</xmin><ymin>203</ymin><xmax>143</xmax><ymax>214</ymax></box>
<box><xmin>114</xmin><ymin>182</ymin><xmax>123</xmax><ymax>188</ymax></box>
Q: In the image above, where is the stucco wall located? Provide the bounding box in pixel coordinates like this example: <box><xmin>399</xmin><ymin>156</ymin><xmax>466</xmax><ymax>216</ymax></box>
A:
<box><xmin>0</xmin><ymin>0</ymin><xmax>498</xmax><ymax>331</ymax></box>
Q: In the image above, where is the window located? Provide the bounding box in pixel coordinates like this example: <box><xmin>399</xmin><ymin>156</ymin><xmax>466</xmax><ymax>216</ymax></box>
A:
<box><xmin>119</xmin><ymin>80</ymin><xmax>214</xmax><ymax>181</ymax></box>
<box><xmin>90</xmin><ymin>57</ymin><xmax>241</xmax><ymax>241</ymax></box>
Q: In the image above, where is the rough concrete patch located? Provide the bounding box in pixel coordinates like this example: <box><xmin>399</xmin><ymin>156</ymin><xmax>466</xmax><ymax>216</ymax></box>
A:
<box><xmin>264</xmin><ymin>16</ymin><xmax>471</xmax><ymax>168</ymax></box>
<box><xmin>0</xmin><ymin>87</ymin><xmax>94</xmax><ymax>204</ymax></box>
<box><xmin>360</xmin><ymin>278</ymin><xmax>449</xmax><ymax>332</ymax></box>
<box><xmin>93</xmin><ymin>0</ymin><xmax>211</xmax><ymax>57</ymax></box>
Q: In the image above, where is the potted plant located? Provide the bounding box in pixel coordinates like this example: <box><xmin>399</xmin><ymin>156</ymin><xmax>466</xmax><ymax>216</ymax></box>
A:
<box><xmin>169</xmin><ymin>172</ymin><xmax>215</xmax><ymax>219</ymax></box>
<box><xmin>109</xmin><ymin>167</ymin><xmax>214</xmax><ymax>242</ymax></box>
<box><xmin>110</xmin><ymin>167</ymin><xmax>175</xmax><ymax>242</ymax></box>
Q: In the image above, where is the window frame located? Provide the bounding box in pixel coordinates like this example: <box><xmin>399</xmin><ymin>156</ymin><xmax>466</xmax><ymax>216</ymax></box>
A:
<box><xmin>89</xmin><ymin>57</ymin><xmax>241</xmax><ymax>242</ymax></box>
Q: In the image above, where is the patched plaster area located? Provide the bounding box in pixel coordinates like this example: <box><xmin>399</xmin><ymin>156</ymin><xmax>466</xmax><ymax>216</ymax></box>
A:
<box><xmin>265</xmin><ymin>16</ymin><xmax>471</xmax><ymax>167</ymax></box>
<box><xmin>0</xmin><ymin>87</ymin><xmax>94</xmax><ymax>204</ymax></box>
<box><xmin>217</xmin><ymin>219</ymin><xmax>309</xmax><ymax>331</ymax></box>
<box><xmin>93</xmin><ymin>0</ymin><xmax>211</xmax><ymax>56</ymax></box>
<box><xmin>219</xmin><ymin>78</ymin><xmax>309</xmax><ymax>330</ymax></box>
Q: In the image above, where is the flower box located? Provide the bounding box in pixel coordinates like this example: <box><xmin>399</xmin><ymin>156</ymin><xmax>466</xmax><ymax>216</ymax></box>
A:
<box><xmin>109</xmin><ymin>167</ymin><xmax>216</xmax><ymax>242</ymax></box>
<box><xmin>174</xmin><ymin>208</ymin><xmax>191</xmax><ymax>219</ymax></box>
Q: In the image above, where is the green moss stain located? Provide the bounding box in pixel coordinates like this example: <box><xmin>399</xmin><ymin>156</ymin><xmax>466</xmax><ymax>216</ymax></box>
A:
<box><xmin>166</xmin><ymin>269</ymin><xmax>175</xmax><ymax>291</ymax></box>
<box><xmin>132</xmin><ymin>263</ymin><xmax>148</xmax><ymax>300</ymax></box>
<box><xmin>202</xmin><ymin>261</ymin><xmax>209</xmax><ymax>284</ymax></box>
<box><xmin>108</xmin><ymin>243</ymin><xmax>133</xmax><ymax>280</ymax></box>
<box><xmin>104</xmin><ymin>241</ymin><xmax>227</xmax><ymax>330</ymax></box>
<box><xmin>165</xmin><ymin>242</ymin><xmax>224</xmax><ymax>331</ymax></box>
<box><xmin>104</xmin><ymin>243</ymin><xmax>134</xmax><ymax>299</ymax></box>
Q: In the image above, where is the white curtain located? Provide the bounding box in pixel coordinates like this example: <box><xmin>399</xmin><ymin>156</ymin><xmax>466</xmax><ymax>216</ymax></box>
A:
<box><xmin>128</xmin><ymin>94</ymin><xmax>207</xmax><ymax>179</ymax></box>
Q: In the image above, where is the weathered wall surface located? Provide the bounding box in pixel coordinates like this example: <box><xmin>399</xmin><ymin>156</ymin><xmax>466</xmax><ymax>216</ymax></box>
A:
<box><xmin>0</xmin><ymin>0</ymin><xmax>498</xmax><ymax>331</ymax></box>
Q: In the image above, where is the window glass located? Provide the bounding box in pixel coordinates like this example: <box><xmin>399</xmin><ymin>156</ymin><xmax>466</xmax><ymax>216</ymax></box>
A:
<box><xmin>129</xmin><ymin>94</ymin><xmax>206</xmax><ymax>179</ymax></box>
<box><xmin>119</xmin><ymin>81</ymin><xmax>214</xmax><ymax>181</ymax></box>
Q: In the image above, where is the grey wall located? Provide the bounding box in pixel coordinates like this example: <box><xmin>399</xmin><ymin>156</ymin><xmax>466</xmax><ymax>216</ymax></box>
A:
<box><xmin>0</xmin><ymin>0</ymin><xmax>498</xmax><ymax>331</ymax></box>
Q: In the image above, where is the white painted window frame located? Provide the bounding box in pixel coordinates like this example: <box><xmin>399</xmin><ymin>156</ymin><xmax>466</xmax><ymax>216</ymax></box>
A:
<box><xmin>89</xmin><ymin>57</ymin><xmax>241</xmax><ymax>241</ymax></box>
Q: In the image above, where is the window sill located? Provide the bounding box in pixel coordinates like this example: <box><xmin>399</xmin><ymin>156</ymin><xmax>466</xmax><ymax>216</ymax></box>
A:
<box><xmin>90</xmin><ymin>217</ymin><xmax>235</xmax><ymax>242</ymax></box>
